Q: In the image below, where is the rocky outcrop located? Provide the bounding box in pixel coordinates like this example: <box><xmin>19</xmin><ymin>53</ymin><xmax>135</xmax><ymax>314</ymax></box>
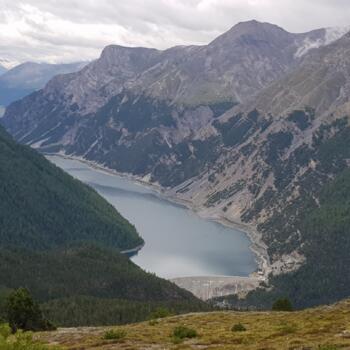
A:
<box><xmin>3</xmin><ymin>21</ymin><xmax>344</xmax><ymax>142</ymax></box>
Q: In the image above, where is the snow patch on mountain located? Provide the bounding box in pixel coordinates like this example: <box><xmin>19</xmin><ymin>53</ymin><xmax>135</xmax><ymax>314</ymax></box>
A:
<box><xmin>295</xmin><ymin>25</ymin><xmax>350</xmax><ymax>58</ymax></box>
<box><xmin>325</xmin><ymin>26</ymin><xmax>350</xmax><ymax>45</ymax></box>
<box><xmin>295</xmin><ymin>37</ymin><xmax>325</xmax><ymax>58</ymax></box>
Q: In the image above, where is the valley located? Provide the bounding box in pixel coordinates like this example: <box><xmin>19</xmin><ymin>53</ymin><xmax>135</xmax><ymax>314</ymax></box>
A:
<box><xmin>0</xmin><ymin>126</ymin><xmax>208</xmax><ymax>327</ymax></box>
<box><xmin>2</xmin><ymin>19</ymin><xmax>350</xmax><ymax>311</ymax></box>
<box><xmin>1</xmin><ymin>5</ymin><xmax>350</xmax><ymax>347</ymax></box>
<box><xmin>48</xmin><ymin>155</ymin><xmax>260</xmax><ymax>299</ymax></box>
<box><xmin>2</xmin><ymin>0</ymin><xmax>350</xmax><ymax>348</ymax></box>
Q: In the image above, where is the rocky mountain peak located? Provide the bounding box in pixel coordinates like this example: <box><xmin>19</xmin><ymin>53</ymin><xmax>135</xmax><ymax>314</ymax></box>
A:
<box><xmin>4</xmin><ymin>20</ymin><xmax>350</xmax><ymax>152</ymax></box>
<box><xmin>250</xmin><ymin>24</ymin><xmax>350</xmax><ymax>118</ymax></box>
<box><xmin>210</xmin><ymin>20</ymin><xmax>294</xmax><ymax>47</ymax></box>
<box><xmin>99</xmin><ymin>45</ymin><xmax>161</xmax><ymax>71</ymax></box>
<box><xmin>230</xmin><ymin>19</ymin><xmax>287</xmax><ymax>35</ymax></box>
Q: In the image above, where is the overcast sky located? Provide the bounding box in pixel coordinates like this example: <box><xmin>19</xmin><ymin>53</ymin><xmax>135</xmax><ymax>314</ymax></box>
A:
<box><xmin>1</xmin><ymin>0</ymin><xmax>350</xmax><ymax>66</ymax></box>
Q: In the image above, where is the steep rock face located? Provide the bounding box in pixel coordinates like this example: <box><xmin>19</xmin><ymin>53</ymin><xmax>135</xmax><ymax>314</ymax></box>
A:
<box><xmin>133</xmin><ymin>21</ymin><xmax>301</xmax><ymax>105</ymax></box>
<box><xmin>253</xmin><ymin>31</ymin><xmax>350</xmax><ymax>117</ymax></box>
<box><xmin>3</xmin><ymin>21</ymin><xmax>341</xmax><ymax>130</ymax></box>
<box><xmin>172</xmin><ymin>31</ymin><xmax>350</xmax><ymax>269</ymax></box>
<box><xmin>44</xmin><ymin>46</ymin><xmax>162</xmax><ymax>114</ymax></box>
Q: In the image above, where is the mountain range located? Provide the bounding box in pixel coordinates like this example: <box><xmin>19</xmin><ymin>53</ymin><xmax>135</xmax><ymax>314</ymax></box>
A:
<box><xmin>2</xmin><ymin>20</ymin><xmax>350</xmax><ymax>310</ymax></box>
<box><xmin>0</xmin><ymin>61</ymin><xmax>87</xmax><ymax>107</ymax></box>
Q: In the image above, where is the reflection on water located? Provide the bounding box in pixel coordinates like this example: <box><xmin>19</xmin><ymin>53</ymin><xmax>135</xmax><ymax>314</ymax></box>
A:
<box><xmin>48</xmin><ymin>156</ymin><xmax>257</xmax><ymax>279</ymax></box>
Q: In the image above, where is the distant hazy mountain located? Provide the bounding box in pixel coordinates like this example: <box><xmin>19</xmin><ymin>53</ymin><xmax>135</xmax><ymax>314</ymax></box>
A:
<box><xmin>0</xmin><ymin>65</ymin><xmax>7</xmax><ymax>75</ymax></box>
<box><xmin>0</xmin><ymin>61</ymin><xmax>87</xmax><ymax>106</ymax></box>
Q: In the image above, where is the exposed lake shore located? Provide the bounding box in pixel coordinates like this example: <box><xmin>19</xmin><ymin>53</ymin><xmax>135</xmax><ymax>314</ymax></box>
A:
<box><xmin>46</xmin><ymin>153</ymin><xmax>271</xmax><ymax>287</ymax></box>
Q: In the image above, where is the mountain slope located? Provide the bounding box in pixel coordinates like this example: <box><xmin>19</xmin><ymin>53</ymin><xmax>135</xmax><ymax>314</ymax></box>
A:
<box><xmin>0</xmin><ymin>126</ymin><xmax>206</xmax><ymax>325</ymax></box>
<box><xmin>2</xmin><ymin>21</ymin><xmax>341</xmax><ymax>147</ymax></box>
<box><xmin>211</xmin><ymin>32</ymin><xmax>350</xmax><ymax>244</ymax></box>
<box><xmin>253</xmin><ymin>31</ymin><xmax>350</xmax><ymax>117</ymax></box>
<box><xmin>38</xmin><ymin>299</ymin><xmax>350</xmax><ymax>350</ymax></box>
<box><xmin>0</xmin><ymin>125</ymin><xmax>141</xmax><ymax>251</ymax></box>
<box><xmin>216</xmin><ymin>164</ymin><xmax>350</xmax><ymax>309</ymax></box>
<box><xmin>0</xmin><ymin>61</ymin><xmax>87</xmax><ymax>106</ymax></box>
<box><xmin>2</xmin><ymin>22</ymin><xmax>344</xmax><ymax>189</ymax></box>
<box><xmin>2</xmin><ymin>22</ymin><xmax>350</xmax><ymax>310</ymax></box>
<box><xmin>204</xmin><ymin>33</ymin><xmax>350</xmax><ymax>308</ymax></box>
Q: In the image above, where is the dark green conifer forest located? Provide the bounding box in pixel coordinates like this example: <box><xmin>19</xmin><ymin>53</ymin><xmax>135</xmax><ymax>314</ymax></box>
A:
<box><xmin>0</xmin><ymin>126</ymin><xmax>207</xmax><ymax>326</ymax></box>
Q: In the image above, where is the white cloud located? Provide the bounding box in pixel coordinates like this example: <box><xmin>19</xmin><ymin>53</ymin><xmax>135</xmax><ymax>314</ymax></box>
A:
<box><xmin>0</xmin><ymin>0</ymin><xmax>350</xmax><ymax>65</ymax></box>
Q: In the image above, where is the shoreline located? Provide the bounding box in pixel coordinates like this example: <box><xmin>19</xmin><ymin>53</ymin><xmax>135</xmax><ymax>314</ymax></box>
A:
<box><xmin>46</xmin><ymin>152</ymin><xmax>271</xmax><ymax>282</ymax></box>
<box><xmin>120</xmin><ymin>243</ymin><xmax>145</xmax><ymax>256</ymax></box>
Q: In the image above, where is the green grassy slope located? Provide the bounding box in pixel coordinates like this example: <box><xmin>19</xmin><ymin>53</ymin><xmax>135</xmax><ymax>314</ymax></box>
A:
<box><xmin>37</xmin><ymin>299</ymin><xmax>350</xmax><ymax>350</ymax></box>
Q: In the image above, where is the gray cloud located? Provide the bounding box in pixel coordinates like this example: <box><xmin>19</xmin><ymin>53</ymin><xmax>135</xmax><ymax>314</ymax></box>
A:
<box><xmin>0</xmin><ymin>0</ymin><xmax>350</xmax><ymax>66</ymax></box>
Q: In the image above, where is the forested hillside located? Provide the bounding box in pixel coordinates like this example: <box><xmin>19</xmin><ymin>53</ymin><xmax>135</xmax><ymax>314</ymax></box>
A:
<box><xmin>0</xmin><ymin>126</ymin><xmax>207</xmax><ymax>325</ymax></box>
<box><xmin>216</xmin><ymin>160</ymin><xmax>350</xmax><ymax>309</ymax></box>
<box><xmin>0</xmin><ymin>125</ymin><xmax>142</xmax><ymax>251</ymax></box>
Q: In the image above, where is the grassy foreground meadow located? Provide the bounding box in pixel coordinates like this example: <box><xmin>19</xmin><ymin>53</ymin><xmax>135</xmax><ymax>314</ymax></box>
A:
<box><xmin>36</xmin><ymin>299</ymin><xmax>350</xmax><ymax>350</ymax></box>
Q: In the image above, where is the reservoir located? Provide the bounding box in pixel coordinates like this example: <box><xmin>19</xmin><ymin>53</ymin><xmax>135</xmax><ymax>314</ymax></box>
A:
<box><xmin>48</xmin><ymin>156</ymin><xmax>257</xmax><ymax>279</ymax></box>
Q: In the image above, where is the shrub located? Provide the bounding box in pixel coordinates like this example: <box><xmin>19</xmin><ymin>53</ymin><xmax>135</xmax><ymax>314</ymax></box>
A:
<box><xmin>231</xmin><ymin>323</ymin><xmax>246</xmax><ymax>332</ymax></box>
<box><xmin>277</xmin><ymin>322</ymin><xmax>297</xmax><ymax>335</ymax></box>
<box><xmin>149</xmin><ymin>307</ymin><xmax>172</xmax><ymax>319</ymax></box>
<box><xmin>102</xmin><ymin>329</ymin><xmax>126</xmax><ymax>341</ymax></box>
<box><xmin>6</xmin><ymin>288</ymin><xmax>55</xmax><ymax>333</ymax></box>
<box><xmin>171</xmin><ymin>336</ymin><xmax>183</xmax><ymax>345</ymax></box>
<box><xmin>172</xmin><ymin>325</ymin><xmax>197</xmax><ymax>340</ymax></box>
<box><xmin>0</xmin><ymin>324</ymin><xmax>11</xmax><ymax>339</ymax></box>
<box><xmin>0</xmin><ymin>329</ymin><xmax>58</xmax><ymax>349</ymax></box>
<box><xmin>272</xmin><ymin>298</ymin><xmax>293</xmax><ymax>312</ymax></box>
<box><xmin>148</xmin><ymin>319</ymin><xmax>159</xmax><ymax>326</ymax></box>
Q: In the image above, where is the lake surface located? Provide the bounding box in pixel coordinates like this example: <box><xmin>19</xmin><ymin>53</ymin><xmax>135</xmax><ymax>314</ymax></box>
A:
<box><xmin>48</xmin><ymin>156</ymin><xmax>257</xmax><ymax>279</ymax></box>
